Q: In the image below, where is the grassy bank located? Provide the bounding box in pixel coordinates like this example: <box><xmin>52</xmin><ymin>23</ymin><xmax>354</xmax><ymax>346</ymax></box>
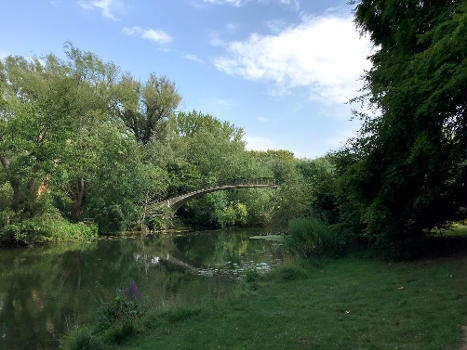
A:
<box><xmin>64</xmin><ymin>250</ymin><xmax>466</xmax><ymax>349</ymax></box>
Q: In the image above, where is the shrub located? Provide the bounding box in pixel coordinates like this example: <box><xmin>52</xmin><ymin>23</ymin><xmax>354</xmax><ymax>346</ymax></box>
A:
<box><xmin>222</xmin><ymin>201</ymin><xmax>248</xmax><ymax>227</ymax></box>
<box><xmin>0</xmin><ymin>209</ymin><xmax>98</xmax><ymax>246</ymax></box>
<box><xmin>101</xmin><ymin>321</ymin><xmax>136</xmax><ymax>345</ymax></box>
<box><xmin>63</xmin><ymin>327</ymin><xmax>102</xmax><ymax>350</ymax></box>
<box><xmin>99</xmin><ymin>282</ymin><xmax>143</xmax><ymax>326</ymax></box>
<box><xmin>64</xmin><ymin>282</ymin><xmax>144</xmax><ymax>349</ymax></box>
<box><xmin>239</xmin><ymin>268</ymin><xmax>262</xmax><ymax>293</ymax></box>
<box><xmin>145</xmin><ymin>205</ymin><xmax>174</xmax><ymax>231</ymax></box>
<box><xmin>286</xmin><ymin>217</ymin><xmax>349</xmax><ymax>258</ymax></box>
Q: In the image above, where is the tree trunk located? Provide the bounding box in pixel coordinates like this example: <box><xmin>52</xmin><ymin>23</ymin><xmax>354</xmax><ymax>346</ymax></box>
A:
<box><xmin>71</xmin><ymin>178</ymin><xmax>86</xmax><ymax>221</ymax></box>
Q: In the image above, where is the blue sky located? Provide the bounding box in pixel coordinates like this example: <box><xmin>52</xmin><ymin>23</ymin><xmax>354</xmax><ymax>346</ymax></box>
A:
<box><xmin>0</xmin><ymin>0</ymin><xmax>372</xmax><ymax>159</ymax></box>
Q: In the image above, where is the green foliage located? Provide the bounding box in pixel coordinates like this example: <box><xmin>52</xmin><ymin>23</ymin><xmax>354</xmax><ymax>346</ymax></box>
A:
<box><xmin>307</xmin><ymin>0</ymin><xmax>467</xmax><ymax>256</ymax></box>
<box><xmin>0</xmin><ymin>44</ymin><xmax>310</xmax><ymax>242</ymax></box>
<box><xmin>286</xmin><ymin>217</ymin><xmax>348</xmax><ymax>257</ymax></box>
<box><xmin>222</xmin><ymin>201</ymin><xmax>248</xmax><ymax>227</ymax></box>
<box><xmin>145</xmin><ymin>205</ymin><xmax>174</xmax><ymax>231</ymax></box>
<box><xmin>101</xmin><ymin>321</ymin><xmax>136</xmax><ymax>345</ymax></box>
<box><xmin>63</xmin><ymin>327</ymin><xmax>102</xmax><ymax>350</ymax></box>
<box><xmin>65</xmin><ymin>284</ymin><xmax>145</xmax><ymax>349</ymax></box>
<box><xmin>112</xmin><ymin>73</ymin><xmax>181</xmax><ymax>145</ymax></box>
<box><xmin>240</xmin><ymin>268</ymin><xmax>262</xmax><ymax>293</ymax></box>
<box><xmin>0</xmin><ymin>207</ymin><xmax>97</xmax><ymax>246</ymax></box>
<box><xmin>98</xmin><ymin>295</ymin><xmax>143</xmax><ymax>325</ymax></box>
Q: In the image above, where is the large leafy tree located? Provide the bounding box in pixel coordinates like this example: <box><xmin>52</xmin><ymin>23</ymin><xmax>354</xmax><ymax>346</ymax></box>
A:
<box><xmin>112</xmin><ymin>73</ymin><xmax>181</xmax><ymax>145</ymax></box>
<box><xmin>341</xmin><ymin>0</ymin><xmax>466</xmax><ymax>248</ymax></box>
<box><xmin>0</xmin><ymin>54</ymin><xmax>86</xmax><ymax>216</ymax></box>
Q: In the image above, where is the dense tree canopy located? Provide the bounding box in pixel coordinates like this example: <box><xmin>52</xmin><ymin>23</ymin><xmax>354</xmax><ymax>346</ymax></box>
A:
<box><xmin>0</xmin><ymin>45</ymin><xmax>310</xmax><ymax>245</ymax></box>
<box><xmin>308</xmin><ymin>0</ymin><xmax>467</xmax><ymax>253</ymax></box>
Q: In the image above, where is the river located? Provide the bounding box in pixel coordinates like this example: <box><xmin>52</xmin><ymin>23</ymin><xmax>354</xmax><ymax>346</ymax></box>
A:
<box><xmin>0</xmin><ymin>227</ymin><xmax>285</xmax><ymax>349</ymax></box>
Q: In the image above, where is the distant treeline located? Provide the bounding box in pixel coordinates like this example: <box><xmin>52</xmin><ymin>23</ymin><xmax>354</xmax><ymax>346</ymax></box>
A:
<box><xmin>0</xmin><ymin>43</ymin><xmax>321</xmax><ymax>245</ymax></box>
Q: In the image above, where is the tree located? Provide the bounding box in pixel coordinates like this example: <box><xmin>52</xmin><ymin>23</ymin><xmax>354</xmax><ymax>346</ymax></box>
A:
<box><xmin>340</xmin><ymin>0</ymin><xmax>466</xmax><ymax>250</ymax></box>
<box><xmin>0</xmin><ymin>54</ymin><xmax>83</xmax><ymax>216</ymax></box>
<box><xmin>112</xmin><ymin>74</ymin><xmax>181</xmax><ymax>145</ymax></box>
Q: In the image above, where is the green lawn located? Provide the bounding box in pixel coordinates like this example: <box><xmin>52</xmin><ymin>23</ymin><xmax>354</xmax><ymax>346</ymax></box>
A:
<box><xmin>97</xmin><ymin>253</ymin><xmax>467</xmax><ymax>350</ymax></box>
<box><xmin>431</xmin><ymin>222</ymin><xmax>467</xmax><ymax>237</ymax></box>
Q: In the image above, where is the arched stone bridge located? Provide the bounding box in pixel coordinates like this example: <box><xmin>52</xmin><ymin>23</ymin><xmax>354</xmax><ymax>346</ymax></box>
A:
<box><xmin>153</xmin><ymin>178</ymin><xmax>279</xmax><ymax>212</ymax></box>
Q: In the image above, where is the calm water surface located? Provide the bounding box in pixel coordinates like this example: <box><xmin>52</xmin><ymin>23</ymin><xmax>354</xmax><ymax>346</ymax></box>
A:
<box><xmin>0</xmin><ymin>227</ymin><xmax>285</xmax><ymax>349</ymax></box>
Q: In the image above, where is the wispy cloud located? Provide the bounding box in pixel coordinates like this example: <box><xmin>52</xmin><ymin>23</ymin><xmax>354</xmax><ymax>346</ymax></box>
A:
<box><xmin>184</xmin><ymin>54</ymin><xmax>204</xmax><ymax>63</ymax></box>
<box><xmin>50</xmin><ymin>0</ymin><xmax>61</xmax><ymax>7</ymax></box>
<box><xmin>202</xmin><ymin>0</ymin><xmax>299</xmax><ymax>7</ymax></box>
<box><xmin>214</xmin><ymin>15</ymin><xmax>372</xmax><ymax>105</ymax></box>
<box><xmin>122</xmin><ymin>26</ymin><xmax>172</xmax><ymax>44</ymax></box>
<box><xmin>244</xmin><ymin>135</ymin><xmax>282</xmax><ymax>151</ymax></box>
<box><xmin>244</xmin><ymin>134</ymin><xmax>315</xmax><ymax>158</ymax></box>
<box><xmin>203</xmin><ymin>0</ymin><xmax>243</xmax><ymax>6</ymax></box>
<box><xmin>256</xmin><ymin>116</ymin><xmax>269</xmax><ymax>123</ymax></box>
<box><xmin>78</xmin><ymin>0</ymin><xmax>123</xmax><ymax>21</ymax></box>
<box><xmin>226</xmin><ymin>23</ymin><xmax>237</xmax><ymax>34</ymax></box>
<box><xmin>209</xmin><ymin>31</ymin><xmax>227</xmax><ymax>48</ymax></box>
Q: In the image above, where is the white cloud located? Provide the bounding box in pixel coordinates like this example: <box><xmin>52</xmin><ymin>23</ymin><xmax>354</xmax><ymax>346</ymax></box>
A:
<box><xmin>256</xmin><ymin>116</ymin><xmax>269</xmax><ymax>122</ymax></box>
<box><xmin>278</xmin><ymin>0</ymin><xmax>299</xmax><ymax>10</ymax></box>
<box><xmin>244</xmin><ymin>135</ymin><xmax>283</xmax><ymax>152</ymax></box>
<box><xmin>293</xmin><ymin>150</ymin><xmax>319</xmax><ymax>159</ymax></box>
<box><xmin>122</xmin><ymin>26</ymin><xmax>172</xmax><ymax>44</ymax></box>
<box><xmin>184</xmin><ymin>54</ymin><xmax>204</xmax><ymax>63</ymax></box>
<box><xmin>244</xmin><ymin>135</ymin><xmax>317</xmax><ymax>158</ymax></box>
<box><xmin>214</xmin><ymin>15</ymin><xmax>372</xmax><ymax>104</ymax></box>
<box><xmin>50</xmin><ymin>0</ymin><xmax>61</xmax><ymax>7</ymax></box>
<box><xmin>215</xmin><ymin>98</ymin><xmax>230</xmax><ymax>106</ymax></box>
<box><xmin>203</xmin><ymin>0</ymin><xmax>243</xmax><ymax>6</ymax></box>
<box><xmin>226</xmin><ymin>23</ymin><xmax>237</xmax><ymax>34</ymax></box>
<box><xmin>202</xmin><ymin>0</ymin><xmax>299</xmax><ymax>7</ymax></box>
<box><xmin>78</xmin><ymin>0</ymin><xmax>122</xmax><ymax>20</ymax></box>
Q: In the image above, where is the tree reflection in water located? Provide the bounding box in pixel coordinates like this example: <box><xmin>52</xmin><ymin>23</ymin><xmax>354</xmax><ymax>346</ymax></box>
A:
<box><xmin>0</xmin><ymin>227</ymin><xmax>284</xmax><ymax>348</ymax></box>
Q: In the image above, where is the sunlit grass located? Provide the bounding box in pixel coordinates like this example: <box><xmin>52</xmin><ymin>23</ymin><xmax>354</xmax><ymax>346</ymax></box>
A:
<box><xmin>430</xmin><ymin>222</ymin><xmax>467</xmax><ymax>237</ymax></box>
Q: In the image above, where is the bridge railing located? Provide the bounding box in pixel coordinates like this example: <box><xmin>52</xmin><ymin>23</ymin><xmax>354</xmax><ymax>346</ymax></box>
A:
<box><xmin>150</xmin><ymin>177</ymin><xmax>280</xmax><ymax>203</ymax></box>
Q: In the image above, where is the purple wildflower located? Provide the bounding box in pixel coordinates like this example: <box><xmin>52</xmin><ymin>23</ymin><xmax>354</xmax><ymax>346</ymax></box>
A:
<box><xmin>129</xmin><ymin>281</ymin><xmax>140</xmax><ymax>300</ymax></box>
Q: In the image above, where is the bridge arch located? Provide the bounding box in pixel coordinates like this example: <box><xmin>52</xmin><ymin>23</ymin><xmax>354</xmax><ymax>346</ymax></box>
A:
<box><xmin>153</xmin><ymin>178</ymin><xmax>279</xmax><ymax>213</ymax></box>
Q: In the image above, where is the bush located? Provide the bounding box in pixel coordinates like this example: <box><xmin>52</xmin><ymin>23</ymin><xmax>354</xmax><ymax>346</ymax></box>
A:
<box><xmin>145</xmin><ymin>205</ymin><xmax>174</xmax><ymax>231</ymax></box>
<box><xmin>222</xmin><ymin>201</ymin><xmax>248</xmax><ymax>227</ymax></box>
<box><xmin>93</xmin><ymin>203</ymin><xmax>126</xmax><ymax>235</ymax></box>
<box><xmin>101</xmin><ymin>321</ymin><xmax>136</xmax><ymax>345</ymax></box>
<box><xmin>65</xmin><ymin>282</ymin><xmax>145</xmax><ymax>348</ymax></box>
<box><xmin>63</xmin><ymin>327</ymin><xmax>102</xmax><ymax>350</ymax></box>
<box><xmin>286</xmin><ymin>217</ymin><xmax>348</xmax><ymax>258</ymax></box>
<box><xmin>239</xmin><ymin>268</ymin><xmax>262</xmax><ymax>293</ymax></box>
<box><xmin>98</xmin><ymin>295</ymin><xmax>143</xmax><ymax>326</ymax></box>
<box><xmin>0</xmin><ymin>210</ymin><xmax>97</xmax><ymax>246</ymax></box>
